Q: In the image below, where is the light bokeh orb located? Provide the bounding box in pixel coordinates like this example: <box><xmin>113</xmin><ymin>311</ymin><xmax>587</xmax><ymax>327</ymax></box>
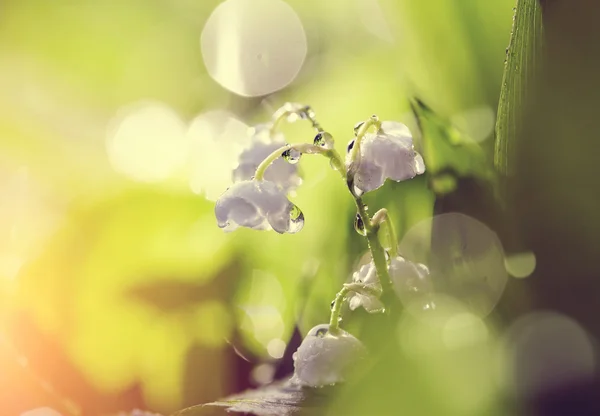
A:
<box><xmin>187</xmin><ymin>110</ymin><xmax>248</xmax><ymax>201</ymax></box>
<box><xmin>502</xmin><ymin>311</ymin><xmax>597</xmax><ymax>397</ymax></box>
<box><xmin>504</xmin><ymin>251</ymin><xmax>536</xmax><ymax>279</ymax></box>
<box><xmin>200</xmin><ymin>0</ymin><xmax>307</xmax><ymax>97</ymax></box>
<box><xmin>20</xmin><ymin>409</ymin><xmax>63</xmax><ymax>416</ymax></box>
<box><xmin>450</xmin><ymin>106</ymin><xmax>496</xmax><ymax>143</ymax></box>
<box><xmin>106</xmin><ymin>102</ymin><xmax>187</xmax><ymax>182</ymax></box>
<box><xmin>397</xmin><ymin>213</ymin><xmax>507</xmax><ymax>319</ymax></box>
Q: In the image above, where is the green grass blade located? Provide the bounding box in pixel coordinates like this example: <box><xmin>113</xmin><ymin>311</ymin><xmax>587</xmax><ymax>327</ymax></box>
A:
<box><xmin>495</xmin><ymin>0</ymin><xmax>543</xmax><ymax>176</ymax></box>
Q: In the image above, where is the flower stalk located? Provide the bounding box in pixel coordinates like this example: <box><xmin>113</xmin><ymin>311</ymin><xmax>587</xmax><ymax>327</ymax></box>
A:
<box><xmin>254</xmin><ymin>143</ymin><xmax>327</xmax><ymax>181</ymax></box>
<box><xmin>329</xmin><ymin>286</ymin><xmax>351</xmax><ymax>334</ymax></box>
<box><xmin>371</xmin><ymin>208</ymin><xmax>399</xmax><ymax>258</ymax></box>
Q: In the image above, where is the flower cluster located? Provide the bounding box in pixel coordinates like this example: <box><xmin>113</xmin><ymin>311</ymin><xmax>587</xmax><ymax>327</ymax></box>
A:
<box><xmin>211</xmin><ymin>103</ymin><xmax>429</xmax><ymax>389</ymax></box>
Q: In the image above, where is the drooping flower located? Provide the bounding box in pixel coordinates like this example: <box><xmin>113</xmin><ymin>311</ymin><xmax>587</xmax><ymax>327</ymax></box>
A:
<box><xmin>389</xmin><ymin>255</ymin><xmax>432</xmax><ymax>299</ymax></box>
<box><xmin>214</xmin><ymin>180</ymin><xmax>304</xmax><ymax>233</ymax></box>
<box><xmin>232</xmin><ymin>124</ymin><xmax>301</xmax><ymax>192</ymax></box>
<box><xmin>292</xmin><ymin>324</ymin><xmax>367</xmax><ymax>387</ymax></box>
<box><xmin>348</xmin><ymin>121</ymin><xmax>425</xmax><ymax>194</ymax></box>
<box><xmin>344</xmin><ymin>262</ymin><xmax>384</xmax><ymax>313</ymax></box>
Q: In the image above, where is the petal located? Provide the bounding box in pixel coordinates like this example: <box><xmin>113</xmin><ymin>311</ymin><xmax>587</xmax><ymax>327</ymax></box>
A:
<box><xmin>414</xmin><ymin>152</ymin><xmax>426</xmax><ymax>175</ymax></box>
<box><xmin>362</xmin><ymin>296</ymin><xmax>385</xmax><ymax>313</ymax></box>
<box><xmin>214</xmin><ymin>180</ymin><xmax>303</xmax><ymax>234</ymax></box>
<box><xmin>380</xmin><ymin>121</ymin><xmax>412</xmax><ymax>138</ymax></box>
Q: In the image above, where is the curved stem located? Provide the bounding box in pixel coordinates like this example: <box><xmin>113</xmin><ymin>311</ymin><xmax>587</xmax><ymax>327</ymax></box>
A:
<box><xmin>355</xmin><ymin>200</ymin><xmax>393</xmax><ymax>296</ymax></box>
<box><xmin>270</xmin><ymin>103</ymin><xmax>323</xmax><ymax>135</ymax></box>
<box><xmin>347</xmin><ymin>115</ymin><xmax>381</xmax><ymax>167</ymax></box>
<box><xmin>254</xmin><ymin>143</ymin><xmax>327</xmax><ymax>181</ymax></box>
<box><xmin>321</xmin><ymin>148</ymin><xmax>394</xmax><ymax>297</ymax></box>
<box><xmin>329</xmin><ymin>286</ymin><xmax>351</xmax><ymax>334</ymax></box>
<box><xmin>371</xmin><ymin>208</ymin><xmax>399</xmax><ymax>258</ymax></box>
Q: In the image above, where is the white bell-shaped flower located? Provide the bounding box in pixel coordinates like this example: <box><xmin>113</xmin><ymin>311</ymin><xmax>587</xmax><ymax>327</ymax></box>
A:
<box><xmin>345</xmin><ymin>262</ymin><xmax>384</xmax><ymax>313</ymax></box>
<box><xmin>232</xmin><ymin>124</ymin><xmax>301</xmax><ymax>192</ymax></box>
<box><xmin>348</xmin><ymin>121</ymin><xmax>425</xmax><ymax>194</ymax></box>
<box><xmin>389</xmin><ymin>255</ymin><xmax>432</xmax><ymax>299</ymax></box>
<box><xmin>292</xmin><ymin>324</ymin><xmax>367</xmax><ymax>387</ymax></box>
<box><xmin>215</xmin><ymin>180</ymin><xmax>304</xmax><ymax>234</ymax></box>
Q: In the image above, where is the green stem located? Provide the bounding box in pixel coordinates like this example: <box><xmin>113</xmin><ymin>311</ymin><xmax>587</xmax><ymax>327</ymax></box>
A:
<box><xmin>323</xmin><ymin>148</ymin><xmax>394</xmax><ymax>298</ymax></box>
<box><xmin>356</xmin><ymin>200</ymin><xmax>393</xmax><ymax>296</ymax></box>
<box><xmin>348</xmin><ymin>115</ymin><xmax>381</xmax><ymax>164</ymax></box>
<box><xmin>254</xmin><ymin>143</ymin><xmax>326</xmax><ymax>181</ymax></box>
<box><xmin>371</xmin><ymin>208</ymin><xmax>399</xmax><ymax>258</ymax></box>
<box><xmin>329</xmin><ymin>286</ymin><xmax>351</xmax><ymax>334</ymax></box>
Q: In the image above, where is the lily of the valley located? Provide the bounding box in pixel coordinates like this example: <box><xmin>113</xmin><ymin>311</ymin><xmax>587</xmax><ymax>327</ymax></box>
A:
<box><xmin>232</xmin><ymin>124</ymin><xmax>301</xmax><ymax>191</ymax></box>
<box><xmin>292</xmin><ymin>324</ymin><xmax>367</xmax><ymax>387</ymax></box>
<box><xmin>348</xmin><ymin>121</ymin><xmax>425</xmax><ymax>194</ymax></box>
<box><xmin>214</xmin><ymin>180</ymin><xmax>304</xmax><ymax>234</ymax></box>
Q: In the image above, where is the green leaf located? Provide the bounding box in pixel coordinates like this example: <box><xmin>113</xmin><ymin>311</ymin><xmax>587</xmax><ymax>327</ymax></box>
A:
<box><xmin>410</xmin><ymin>99</ymin><xmax>495</xmax><ymax>195</ymax></box>
<box><xmin>171</xmin><ymin>380</ymin><xmax>336</xmax><ymax>416</ymax></box>
<box><xmin>494</xmin><ymin>0</ymin><xmax>543</xmax><ymax>176</ymax></box>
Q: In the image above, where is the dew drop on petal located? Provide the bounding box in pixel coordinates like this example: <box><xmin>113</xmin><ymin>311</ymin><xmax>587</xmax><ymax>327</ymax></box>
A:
<box><xmin>414</xmin><ymin>152</ymin><xmax>426</xmax><ymax>175</ymax></box>
<box><xmin>315</xmin><ymin>327</ymin><xmax>328</xmax><ymax>338</ymax></box>
<box><xmin>352</xmin><ymin>183</ymin><xmax>365</xmax><ymax>198</ymax></box>
<box><xmin>287</xmin><ymin>204</ymin><xmax>305</xmax><ymax>233</ymax></box>
<box><xmin>313</xmin><ymin>132</ymin><xmax>334</xmax><ymax>150</ymax></box>
<box><xmin>282</xmin><ymin>148</ymin><xmax>301</xmax><ymax>164</ymax></box>
<box><xmin>354</xmin><ymin>213</ymin><xmax>367</xmax><ymax>236</ymax></box>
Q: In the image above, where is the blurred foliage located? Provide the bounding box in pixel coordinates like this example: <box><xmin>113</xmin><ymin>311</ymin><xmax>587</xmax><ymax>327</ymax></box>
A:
<box><xmin>0</xmin><ymin>0</ymin><xmax>521</xmax><ymax>415</ymax></box>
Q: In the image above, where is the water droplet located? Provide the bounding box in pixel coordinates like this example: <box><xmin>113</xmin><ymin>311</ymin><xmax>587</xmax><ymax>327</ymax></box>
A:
<box><xmin>329</xmin><ymin>159</ymin><xmax>339</xmax><ymax>171</ymax></box>
<box><xmin>313</xmin><ymin>132</ymin><xmax>334</xmax><ymax>149</ymax></box>
<box><xmin>288</xmin><ymin>204</ymin><xmax>305</xmax><ymax>233</ymax></box>
<box><xmin>299</xmin><ymin>106</ymin><xmax>315</xmax><ymax>120</ymax></box>
<box><xmin>352</xmin><ymin>184</ymin><xmax>364</xmax><ymax>198</ymax></box>
<box><xmin>292</xmin><ymin>351</ymin><xmax>298</xmax><ymax>361</ymax></box>
<box><xmin>353</xmin><ymin>121</ymin><xmax>364</xmax><ymax>136</ymax></box>
<box><xmin>330</xmin><ymin>300</ymin><xmax>336</xmax><ymax>310</ymax></box>
<box><xmin>347</xmin><ymin>139</ymin><xmax>355</xmax><ymax>153</ymax></box>
<box><xmin>354</xmin><ymin>213</ymin><xmax>367</xmax><ymax>236</ymax></box>
<box><xmin>337</xmin><ymin>316</ymin><xmax>343</xmax><ymax>323</ymax></box>
<box><xmin>282</xmin><ymin>148</ymin><xmax>301</xmax><ymax>164</ymax></box>
<box><xmin>315</xmin><ymin>327</ymin><xmax>328</xmax><ymax>338</ymax></box>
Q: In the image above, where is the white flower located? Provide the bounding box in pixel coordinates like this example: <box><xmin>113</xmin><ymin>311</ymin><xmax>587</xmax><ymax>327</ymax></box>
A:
<box><xmin>389</xmin><ymin>255</ymin><xmax>432</xmax><ymax>299</ymax></box>
<box><xmin>292</xmin><ymin>324</ymin><xmax>367</xmax><ymax>387</ymax></box>
<box><xmin>232</xmin><ymin>124</ymin><xmax>302</xmax><ymax>192</ymax></box>
<box><xmin>214</xmin><ymin>180</ymin><xmax>304</xmax><ymax>233</ymax></box>
<box><xmin>348</xmin><ymin>121</ymin><xmax>425</xmax><ymax>194</ymax></box>
<box><xmin>344</xmin><ymin>262</ymin><xmax>384</xmax><ymax>313</ymax></box>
